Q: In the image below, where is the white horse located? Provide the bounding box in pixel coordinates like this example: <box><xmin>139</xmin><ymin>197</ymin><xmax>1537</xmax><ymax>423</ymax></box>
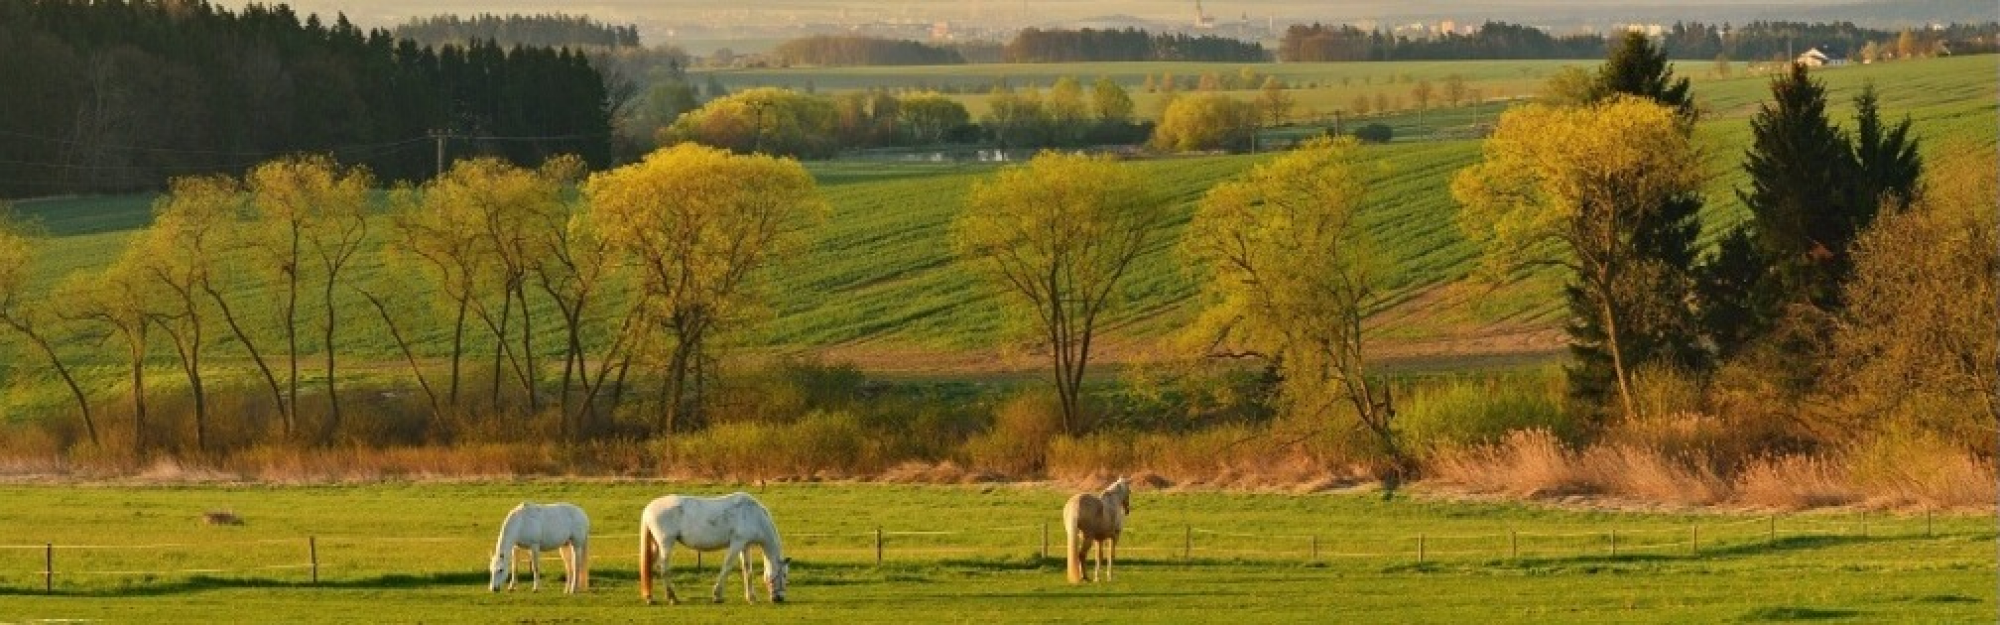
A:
<box><xmin>638</xmin><ymin>493</ymin><xmax>791</xmax><ymax>605</ymax></box>
<box><xmin>489</xmin><ymin>502</ymin><xmax>591</xmax><ymax>594</ymax></box>
<box><xmin>1063</xmin><ymin>477</ymin><xmax>1132</xmax><ymax>584</ymax></box>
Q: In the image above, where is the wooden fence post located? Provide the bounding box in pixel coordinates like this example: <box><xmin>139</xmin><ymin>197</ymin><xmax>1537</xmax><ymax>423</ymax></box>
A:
<box><xmin>1859</xmin><ymin>511</ymin><xmax>1867</xmax><ymax>538</ymax></box>
<box><xmin>697</xmin><ymin>551</ymin><xmax>703</xmax><ymax>569</ymax></box>
<box><xmin>1041</xmin><ymin>522</ymin><xmax>1049</xmax><ymax>561</ymax></box>
<box><xmin>1691</xmin><ymin>524</ymin><xmax>1699</xmax><ymax>556</ymax></box>
<box><xmin>875</xmin><ymin>527</ymin><xmax>883</xmax><ymax>566</ymax></box>
<box><xmin>1183</xmin><ymin>525</ymin><xmax>1191</xmax><ymax>561</ymax></box>
<box><xmin>1417</xmin><ymin>534</ymin><xmax>1425</xmax><ymax>564</ymax></box>
<box><xmin>44</xmin><ymin>543</ymin><xmax>52</xmax><ymax>593</ymax></box>
<box><xmin>309</xmin><ymin>536</ymin><xmax>318</xmax><ymax>585</ymax></box>
<box><xmin>1310</xmin><ymin>535</ymin><xmax>1318</xmax><ymax>562</ymax></box>
<box><xmin>1509</xmin><ymin>531</ymin><xmax>1517</xmax><ymax>560</ymax></box>
<box><xmin>1608</xmin><ymin>530</ymin><xmax>1617</xmax><ymax>557</ymax></box>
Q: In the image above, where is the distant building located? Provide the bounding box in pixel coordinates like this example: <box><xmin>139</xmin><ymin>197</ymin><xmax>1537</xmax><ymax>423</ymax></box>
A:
<box><xmin>1795</xmin><ymin>47</ymin><xmax>1848</xmax><ymax>67</ymax></box>
<box><xmin>1194</xmin><ymin>0</ymin><xmax>1216</xmax><ymax>29</ymax></box>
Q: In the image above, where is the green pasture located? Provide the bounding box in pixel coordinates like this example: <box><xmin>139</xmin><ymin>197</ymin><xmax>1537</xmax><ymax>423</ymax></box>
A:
<box><xmin>0</xmin><ymin>482</ymin><xmax>1988</xmax><ymax>622</ymax></box>
<box><xmin>0</xmin><ymin>56</ymin><xmax>1991</xmax><ymax>407</ymax></box>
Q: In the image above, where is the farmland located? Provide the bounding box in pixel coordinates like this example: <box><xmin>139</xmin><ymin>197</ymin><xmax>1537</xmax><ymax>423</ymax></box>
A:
<box><xmin>0</xmin><ymin>481</ymin><xmax>1990</xmax><ymax>622</ymax></box>
<box><xmin>5</xmin><ymin>55</ymin><xmax>1991</xmax><ymax>388</ymax></box>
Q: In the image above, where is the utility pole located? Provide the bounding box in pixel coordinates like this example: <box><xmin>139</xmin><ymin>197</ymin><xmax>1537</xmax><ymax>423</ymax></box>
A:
<box><xmin>430</xmin><ymin>130</ymin><xmax>449</xmax><ymax>178</ymax></box>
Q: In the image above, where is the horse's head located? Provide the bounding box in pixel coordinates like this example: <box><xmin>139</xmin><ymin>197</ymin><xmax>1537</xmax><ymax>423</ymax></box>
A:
<box><xmin>487</xmin><ymin>549</ymin><xmax>511</xmax><ymax>592</ymax></box>
<box><xmin>1110</xmin><ymin>477</ymin><xmax>1132</xmax><ymax>514</ymax></box>
<box><xmin>765</xmin><ymin>557</ymin><xmax>791</xmax><ymax>603</ymax></box>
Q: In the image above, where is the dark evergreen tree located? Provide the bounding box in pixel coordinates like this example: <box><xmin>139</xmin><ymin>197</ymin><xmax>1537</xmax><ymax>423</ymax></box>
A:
<box><xmin>1849</xmin><ymin>82</ymin><xmax>1923</xmax><ymax>215</ymax></box>
<box><xmin>1737</xmin><ymin>62</ymin><xmax>1855</xmax><ymax>311</ymax></box>
<box><xmin>1563</xmin><ymin>31</ymin><xmax>1708</xmax><ymax>413</ymax></box>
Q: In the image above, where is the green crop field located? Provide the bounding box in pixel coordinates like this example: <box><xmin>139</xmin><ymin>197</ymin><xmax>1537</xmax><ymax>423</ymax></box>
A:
<box><xmin>0</xmin><ymin>482</ymin><xmax>1989</xmax><ymax>622</ymax></box>
<box><xmin>0</xmin><ymin>55</ymin><xmax>1992</xmax><ymax>397</ymax></box>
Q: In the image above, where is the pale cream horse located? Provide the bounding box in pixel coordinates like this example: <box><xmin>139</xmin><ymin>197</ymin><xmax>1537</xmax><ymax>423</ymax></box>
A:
<box><xmin>638</xmin><ymin>492</ymin><xmax>791</xmax><ymax>605</ymax></box>
<box><xmin>488</xmin><ymin>502</ymin><xmax>591</xmax><ymax>593</ymax></box>
<box><xmin>1063</xmin><ymin>477</ymin><xmax>1131</xmax><ymax>583</ymax></box>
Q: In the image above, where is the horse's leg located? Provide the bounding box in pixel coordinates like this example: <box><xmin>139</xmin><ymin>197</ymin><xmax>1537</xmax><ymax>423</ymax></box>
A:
<box><xmin>739</xmin><ymin>547</ymin><xmax>756</xmax><ymax>603</ymax></box>
<box><xmin>1093</xmin><ymin>538</ymin><xmax>1105</xmax><ymax>582</ymax></box>
<box><xmin>559</xmin><ymin>543</ymin><xmax>575</xmax><ymax>594</ymax></box>
<box><xmin>660</xmin><ymin>541</ymin><xmax>681</xmax><ymax>605</ymax></box>
<box><xmin>712</xmin><ymin>542</ymin><xmax>745</xmax><ymax>603</ymax></box>
<box><xmin>529</xmin><ymin>545</ymin><xmax>543</xmax><ymax>592</ymax></box>
<box><xmin>506</xmin><ymin>546</ymin><xmax>519</xmax><ymax>591</ymax></box>
<box><xmin>1106</xmin><ymin>537</ymin><xmax>1116</xmax><ymax>581</ymax></box>
<box><xmin>1077</xmin><ymin>539</ymin><xmax>1095</xmax><ymax>582</ymax></box>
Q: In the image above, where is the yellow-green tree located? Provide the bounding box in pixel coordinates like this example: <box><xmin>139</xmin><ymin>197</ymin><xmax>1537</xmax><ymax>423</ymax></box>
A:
<box><xmin>1091</xmin><ymin>76</ymin><xmax>1134</xmax><ymax>124</ymax></box>
<box><xmin>245</xmin><ymin>155</ymin><xmax>372</xmax><ymax>440</ymax></box>
<box><xmin>1451</xmin><ymin>97</ymin><xmax>1704</xmax><ymax>420</ymax></box>
<box><xmin>954</xmin><ymin>153</ymin><xmax>1161</xmax><ymax>434</ymax></box>
<box><xmin>0</xmin><ymin>212</ymin><xmax>96</xmax><ymax>446</ymax></box>
<box><xmin>1046</xmin><ymin>76</ymin><xmax>1088</xmax><ymax>144</ymax></box>
<box><xmin>57</xmin><ymin>255</ymin><xmax>157</xmax><ymax>456</ymax></box>
<box><xmin>1182</xmin><ymin>136</ymin><xmax>1402</xmax><ymax>470</ymax></box>
<box><xmin>1257</xmin><ymin>76</ymin><xmax>1294</xmax><ymax>126</ymax></box>
<box><xmin>1149</xmin><ymin>94</ymin><xmax>1257</xmax><ymax>152</ymax></box>
<box><xmin>586</xmin><ymin>144</ymin><xmax>827</xmax><ymax>435</ymax></box>
<box><xmin>1838</xmin><ymin>147</ymin><xmax>1999</xmax><ymax>428</ymax></box>
<box><xmin>661</xmin><ymin>87</ymin><xmax>839</xmax><ymax>158</ymax></box>
<box><xmin>135</xmin><ymin>175</ymin><xmax>242</xmax><ymax>451</ymax></box>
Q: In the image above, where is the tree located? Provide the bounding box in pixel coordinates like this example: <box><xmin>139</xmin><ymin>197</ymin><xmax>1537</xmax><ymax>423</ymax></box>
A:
<box><xmin>1182</xmin><ymin>136</ymin><xmax>1405</xmax><ymax>475</ymax></box>
<box><xmin>1714</xmin><ymin>53</ymin><xmax>1732</xmax><ymax>77</ymax></box>
<box><xmin>1837</xmin><ymin>148</ymin><xmax>1999</xmax><ymax>427</ymax></box>
<box><xmin>898</xmin><ymin>93</ymin><xmax>970</xmax><ymax>145</ymax></box>
<box><xmin>586</xmin><ymin>144</ymin><xmax>827</xmax><ymax>435</ymax></box>
<box><xmin>1574</xmin><ymin>28</ymin><xmax>1708</xmax><ymax>406</ymax></box>
<box><xmin>1046</xmin><ymin>76</ymin><xmax>1089</xmax><ymax>144</ymax></box>
<box><xmin>1091</xmin><ymin>76</ymin><xmax>1134</xmax><ymax>124</ymax></box>
<box><xmin>1731</xmin><ymin>63</ymin><xmax>1857</xmax><ymax>312</ymax></box>
<box><xmin>245</xmin><ymin>155</ymin><xmax>372</xmax><ymax>441</ymax></box>
<box><xmin>983</xmin><ymin>86</ymin><xmax>1051</xmax><ymax>148</ymax></box>
<box><xmin>1539</xmin><ymin>66</ymin><xmax>1596</xmax><ymax>106</ymax></box>
<box><xmin>1257</xmin><ymin>76</ymin><xmax>1295</xmax><ymax>126</ymax></box>
<box><xmin>0</xmin><ymin>213</ymin><xmax>96</xmax><ymax>446</ymax></box>
<box><xmin>1149</xmin><ymin>94</ymin><xmax>1258</xmax><ymax>152</ymax></box>
<box><xmin>1411</xmin><ymin>79</ymin><xmax>1434</xmax><ymax>112</ymax></box>
<box><xmin>1596</xmin><ymin>31</ymin><xmax>1694</xmax><ymax>120</ymax></box>
<box><xmin>1351</xmin><ymin>93</ymin><xmax>1372</xmax><ymax>117</ymax></box>
<box><xmin>954</xmin><ymin>153</ymin><xmax>1160</xmax><ymax>434</ymax></box>
<box><xmin>1452</xmin><ymin>98</ymin><xmax>1704</xmax><ymax>421</ymax></box>
<box><xmin>135</xmin><ymin>175</ymin><xmax>241</xmax><ymax>452</ymax></box>
<box><xmin>1895</xmin><ymin>29</ymin><xmax>1918</xmax><ymax>59</ymax></box>
<box><xmin>59</xmin><ymin>257</ymin><xmax>157</xmax><ymax>456</ymax></box>
<box><xmin>1849</xmin><ymin>82</ymin><xmax>1922</xmax><ymax>214</ymax></box>
<box><xmin>662</xmin><ymin>87</ymin><xmax>840</xmax><ymax>158</ymax></box>
<box><xmin>1442</xmin><ymin>74</ymin><xmax>1467</xmax><ymax>107</ymax></box>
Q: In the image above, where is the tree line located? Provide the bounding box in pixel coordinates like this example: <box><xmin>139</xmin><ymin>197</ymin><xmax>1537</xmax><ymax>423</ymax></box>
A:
<box><xmin>772</xmin><ymin>35</ymin><xmax>966</xmax><ymax>66</ymax></box>
<box><xmin>0</xmin><ymin>1</ymin><xmax>613</xmax><ymax>199</ymax></box>
<box><xmin>1279</xmin><ymin>19</ymin><xmax>1999</xmax><ymax>63</ymax></box>
<box><xmin>1004</xmin><ymin>28</ymin><xmax>1269</xmax><ymax>63</ymax></box>
<box><xmin>391</xmin><ymin>13</ymin><xmax>642</xmax><ymax>49</ymax></box>
<box><xmin>0</xmin><ymin>144</ymin><xmax>823</xmax><ymax>455</ymax></box>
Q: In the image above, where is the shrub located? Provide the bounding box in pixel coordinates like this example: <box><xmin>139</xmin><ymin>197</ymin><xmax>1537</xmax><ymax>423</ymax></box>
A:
<box><xmin>963</xmin><ymin>390</ymin><xmax>1064</xmax><ymax>475</ymax></box>
<box><xmin>1351</xmin><ymin>123</ymin><xmax>1393</xmax><ymax>144</ymax></box>
<box><xmin>1396</xmin><ymin>372</ymin><xmax>1572</xmax><ymax>457</ymax></box>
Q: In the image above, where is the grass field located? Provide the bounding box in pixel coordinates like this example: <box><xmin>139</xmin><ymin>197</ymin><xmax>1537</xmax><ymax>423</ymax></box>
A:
<box><xmin>0</xmin><ymin>481</ymin><xmax>1990</xmax><ymax>622</ymax></box>
<box><xmin>0</xmin><ymin>55</ymin><xmax>1992</xmax><ymax>401</ymax></box>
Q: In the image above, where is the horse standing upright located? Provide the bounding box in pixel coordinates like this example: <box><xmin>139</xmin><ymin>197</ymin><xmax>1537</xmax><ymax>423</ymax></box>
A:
<box><xmin>489</xmin><ymin>502</ymin><xmax>591</xmax><ymax>593</ymax></box>
<box><xmin>1063</xmin><ymin>477</ymin><xmax>1132</xmax><ymax>584</ymax></box>
<box><xmin>638</xmin><ymin>492</ymin><xmax>791</xmax><ymax>605</ymax></box>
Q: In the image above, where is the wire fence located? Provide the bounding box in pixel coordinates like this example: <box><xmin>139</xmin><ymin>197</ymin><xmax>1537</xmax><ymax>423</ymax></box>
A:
<box><xmin>2</xmin><ymin>510</ymin><xmax>1982</xmax><ymax>593</ymax></box>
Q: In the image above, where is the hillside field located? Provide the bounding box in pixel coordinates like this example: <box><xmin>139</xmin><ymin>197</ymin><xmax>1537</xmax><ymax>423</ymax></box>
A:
<box><xmin>0</xmin><ymin>482</ymin><xmax>1990</xmax><ymax>622</ymax></box>
<box><xmin>0</xmin><ymin>55</ymin><xmax>1992</xmax><ymax>405</ymax></box>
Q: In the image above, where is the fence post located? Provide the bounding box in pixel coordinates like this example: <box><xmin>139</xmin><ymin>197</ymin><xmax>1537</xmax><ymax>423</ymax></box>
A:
<box><xmin>1041</xmin><ymin>522</ymin><xmax>1049</xmax><ymax>561</ymax></box>
<box><xmin>1310</xmin><ymin>535</ymin><xmax>1318</xmax><ymax>562</ymax></box>
<box><xmin>1183</xmin><ymin>525</ymin><xmax>1191</xmax><ymax>562</ymax></box>
<box><xmin>1417</xmin><ymin>534</ymin><xmax>1425</xmax><ymax>564</ymax></box>
<box><xmin>1859</xmin><ymin>511</ymin><xmax>1867</xmax><ymax>538</ymax></box>
<box><xmin>1608</xmin><ymin>530</ymin><xmax>1617</xmax><ymax>557</ymax></box>
<box><xmin>44</xmin><ymin>543</ymin><xmax>52</xmax><ymax>594</ymax></box>
<box><xmin>1510</xmin><ymin>531</ymin><xmax>1517</xmax><ymax>560</ymax></box>
<box><xmin>1691</xmin><ymin>524</ymin><xmax>1699</xmax><ymax>556</ymax></box>
<box><xmin>309</xmin><ymin>536</ymin><xmax>318</xmax><ymax>585</ymax></box>
<box><xmin>875</xmin><ymin>527</ymin><xmax>883</xmax><ymax>566</ymax></box>
<box><xmin>697</xmin><ymin>551</ymin><xmax>704</xmax><ymax>569</ymax></box>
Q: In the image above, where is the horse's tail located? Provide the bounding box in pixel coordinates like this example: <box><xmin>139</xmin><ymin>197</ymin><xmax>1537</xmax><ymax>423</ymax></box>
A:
<box><xmin>1063</xmin><ymin>499</ymin><xmax>1083</xmax><ymax>584</ymax></box>
<box><xmin>638</xmin><ymin>524</ymin><xmax>655</xmax><ymax>602</ymax></box>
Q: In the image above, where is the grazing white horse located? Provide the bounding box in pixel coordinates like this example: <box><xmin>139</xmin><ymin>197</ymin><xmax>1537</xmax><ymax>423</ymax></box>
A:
<box><xmin>489</xmin><ymin>502</ymin><xmax>591</xmax><ymax>594</ymax></box>
<box><xmin>638</xmin><ymin>493</ymin><xmax>791</xmax><ymax>605</ymax></box>
<box><xmin>1064</xmin><ymin>477</ymin><xmax>1132</xmax><ymax>584</ymax></box>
